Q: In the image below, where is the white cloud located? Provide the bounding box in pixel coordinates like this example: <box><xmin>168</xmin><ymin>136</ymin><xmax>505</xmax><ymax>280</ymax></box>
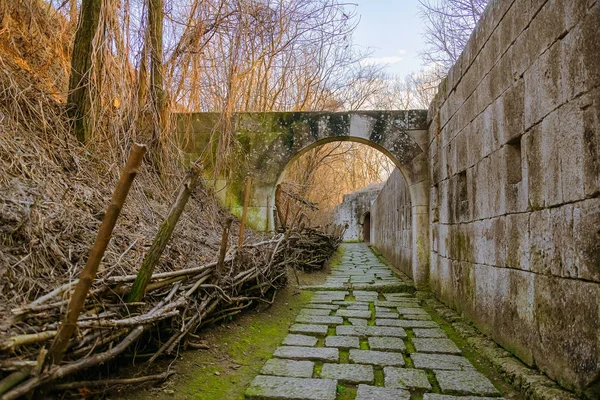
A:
<box><xmin>360</xmin><ymin>56</ymin><xmax>404</xmax><ymax>67</ymax></box>
<box><xmin>397</xmin><ymin>49</ymin><xmax>407</xmax><ymax>55</ymax></box>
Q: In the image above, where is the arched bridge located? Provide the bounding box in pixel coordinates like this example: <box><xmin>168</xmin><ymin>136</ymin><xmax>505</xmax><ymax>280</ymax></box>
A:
<box><xmin>175</xmin><ymin>110</ymin><xmax>430</xmax><ymax>286</ymax></box>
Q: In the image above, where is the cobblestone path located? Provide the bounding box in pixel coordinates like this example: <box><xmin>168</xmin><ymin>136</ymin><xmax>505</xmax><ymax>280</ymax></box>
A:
<box><xmin>245</xmin><ymin>243</ymin><xmax>505</xmax><ymax>400</ymax></box>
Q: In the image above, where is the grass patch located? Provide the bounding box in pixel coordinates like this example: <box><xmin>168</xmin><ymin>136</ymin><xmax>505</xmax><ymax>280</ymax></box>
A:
<box><xmin>425</xmin><ymin>369</ymin><xmax>441</xmax><ymax>393</ymax></box>
<box><xmin>336</xmin><ymin>384</ymin><xmax>357</xmax><ymax>400</ymax></box>
<box><xmin>339</xmin><ymin>349</ymin><xmax>350</xmax><ymax>363</ymax></box>
<box><xmin>373</xmin><ymin>368</ymin><xmax>385</xmax><ymax>386</ymax></box>
<box><xmin>367</xmin><ymin>302</ymin><xmax>376</xmax><ymax>326</ymax></box>
<box><xmin>313</xmin><ymin>362</ymin><xmax>323</xmax><ymax>378</ymax></box>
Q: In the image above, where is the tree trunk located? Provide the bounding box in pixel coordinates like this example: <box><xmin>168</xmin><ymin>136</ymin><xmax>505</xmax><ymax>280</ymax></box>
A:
<box><xmin>127</xmin><ymin>165</ymin><xmax>201</xmax><ymax>302</ymax></box>
<box><xmin>148</xmin><ymin>0</ymin><xmax>166</xmax><ymax>162</ymax></box>
<box><xmin>67</xmin><ymin>0</ymin><xmax>102</xmax><ymax>143</ymax></box>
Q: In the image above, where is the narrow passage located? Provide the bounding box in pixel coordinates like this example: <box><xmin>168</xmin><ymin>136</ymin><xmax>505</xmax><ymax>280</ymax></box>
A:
<box><xmin>245</xmin><ymin>243</ymin><xmax>505</xmax><ymax>400</ymax></box>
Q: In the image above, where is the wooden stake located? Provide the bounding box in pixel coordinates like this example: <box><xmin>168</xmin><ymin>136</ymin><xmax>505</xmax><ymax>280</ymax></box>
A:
<box><xmin>238</xmin><ymin>176</ymin><xmax>252</xmax><ymax>247</ymax></box>
<box><xmin>127</xmin><ymin>165</ymin><xmax>201</xmax><ymax>302</ymax></box>
<box><xmin>217</xmin><ymin>217</ymin><xmax>233</xmax><ymax>276</ymax></box>
<box><xmin>46</xmin><ymin>143</ymin><xmax>146</xmax><ymax>366</ymax></box>
<box><xmin>265</xmin><ymin>195</ymin><xmax>271</xmax><ymax>232</ymax></box>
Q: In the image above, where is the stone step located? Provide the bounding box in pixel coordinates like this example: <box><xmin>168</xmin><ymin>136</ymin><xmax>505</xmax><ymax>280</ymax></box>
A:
<box><xmin>245</xmin><ymin>376</ymin><xmax>337</xmax><ymax>400</ymax></box>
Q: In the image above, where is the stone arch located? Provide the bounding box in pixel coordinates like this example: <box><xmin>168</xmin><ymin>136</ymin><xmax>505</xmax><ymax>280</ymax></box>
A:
<box><xmin>176</xmin><ymin>110</ymin><xmax>430</xmax><ymax>288</ymax></box>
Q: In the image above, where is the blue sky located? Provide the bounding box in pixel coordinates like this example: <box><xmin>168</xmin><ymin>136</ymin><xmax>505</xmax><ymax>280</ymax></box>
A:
<box><xmin>352</xmin><ymin>0</ymin><xmax>425</xmax><ymax>78</ymax></box>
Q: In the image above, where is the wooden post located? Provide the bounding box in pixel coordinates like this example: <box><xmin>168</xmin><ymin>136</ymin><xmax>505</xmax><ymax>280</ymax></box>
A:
<box><xmin>238</xmin><ymin>176</ymin><xmax>251</xmax><ymax>247</ymax></box>
<box><xmin>216</xmin><ymin>218</ymin><xmax>233</xmax><ymax>276</ymax></box>
<box><xmin>265</xmin><ymin>195</ymin><xmax>271</xmax><ymax>232</ymax></box>
<box><xmin>127</xmin><ymin>165</ymin><xmax>201</xmax><ymax>302</ymax></box>
<box><xmin>47</xmin><ymin>143</ymin><xmax>146</xmax><ymax>366</ymax></box>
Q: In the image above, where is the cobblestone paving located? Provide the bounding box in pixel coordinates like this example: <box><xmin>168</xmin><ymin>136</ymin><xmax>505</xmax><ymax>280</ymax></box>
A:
<box><xmin>245</xmin><ymin>243</ymin><xmax>505</xmax><ymax>400</ymax></box>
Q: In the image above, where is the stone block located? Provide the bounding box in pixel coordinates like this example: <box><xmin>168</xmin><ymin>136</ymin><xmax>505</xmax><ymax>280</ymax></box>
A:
<box><xmin>282</xmin><ymin>334</ymin><xmax>318</xmax><ymax>347</ymax></box>
<box><xmin>299</xmin><ymin>309</ymin><xmax>332</xmax><ymax>316</ymax></box>
<box><xmin>376</xmin><ymin>319</ymin><xmax>439</xmax><ymax>329</ymax></box>
<box><xmin>260</xmin><ymin>359</ymin><xmax>314</xmax><ymax>378</ymax></box>
<box><xmin>473</xmin><ymin>265</ymin><xmax>537</xmax><ymax>366</ymax></box>
<box><xmin>336</xmin><ymin>325</ymin><xmax>407</xmax><ymax>338</ymax></box>
<box><xmin>245</xmin><ymin>376</ymin><xmax>337</xmax><ymax>400</ymax></box>
<box><xmin>294</xmin><ymin>315</ymin><xmax>343</xmax><ymax>326</ymax></box>
<box><xmin>313</xmin><ymin>291</ymin><xmax>348</xmax><ymax>300</ymax></box>
<box><xmin>581</xmin><ymin>90</ymin><xmax>600</xmax><ymax>198</ymax></box>
<box><xmin>411</xmin><ymin>353</ymin><xmax>475</xmax><ymax>371</ymax></box>
<box><xmin>560</xmin><ymin>9</ymin><xmax>600</xmax><ymax>102</ymax></box>
<box><xmin>403</xmin><ymin>314</ymin><xmax>432</xmax><ymax>321</ymax></box>
<box><xmin>355</xmin><ymin>385</ymin><xmax>411</xmax><ymax>400</ymax></box>
<box><xmin>374</xmin><ymin>300</ymin><xmax>418</xmax><ymax>308</ymax></box>
<box><xmin>349</xmin><ymin>349</ymin><xmax>406</xmax><ymax>366</ymax></box>
<box><xmin>505</xmin><ymin>213</ymin><xmax>530</xmax><ymax>271</ymax></box>
<box><xmin>451</xmin><ymin>261</ymin><xmax>476</xmax><ymax>319</ymax></box>
<box><xmin>424</xmin><ymin>395</ymin><xmax>504</xmax><ymax>400</ymax></box>
<box><xmin>557</xmin><ymin>102</ymin><xmax>586</xmax><ymax>203</ymax></box>
<box><xmin>273</xmin><ymin>346</ymin><xmax>339</xmax><ymax>362</ymax></box>
<box><xmin>368</xmin><ymin>336</ymin><xmax>406</xmax><ymax>352</ymax></box>
<box><xmin>305</xmin><ymin>304</ymin><xmax>339</xmax><ymax>310</ymax></box>
<box><xmin>376</xmin><ymin>312</ymin><xmax>399</xmax><ymax>319</ymax></box>
<box><xmin>524</xmin><ymin>116</ymin><xmax>563</xmax><ymax>208</ymax></box>
<box><xmin>573</xmin><ymin>199</ymin><xmax>600</xmax><ymax>282</ymax></box>
<box><xmin>354</xmin><ymin>290</ymin><xmax>379</xmax><ymax>298</ymax></box>
<box><xmin>325</xmin><ymin>336</ymin><xmax>360</xmax><ymax>349</ymax></box>
<box><xmin>335</xmin><ymin>309</ymin><xmax>372</xmax><ymax>319</ymax></box>
<box><xmin>289</xmin><ymin>324</ymin><xmax>328</xmax><ymax>336</ymax></box>
<box><xmin>384</xmin><ymin>367</ymin><xmax>432</xmax><ymax>390</ymax></box>
<box><xmin>346</xmin><ymin>304</ymin><xmax>370</xmax><ymax>310</ymax></box>
<box><xmin>434</xmin><ymin>370</ymin><xmax>499</xmax><ymax>396</ymax></box>
<box><xmin>413</xmin><ymin>328</ymin><xmax>448</xmax><ymax>338</ymax></box>
<box><xmin>501</xmin><ymin>80</ymin><xmax>525</xmax><ymax>146</ymax></box>
<box><xmin>320</xmin><ymin>363</ymin><xmax>374</xmax><ymax>384</ymax></box>
<box><xmin>530</xmin><ymin>206</ymin><xmax>579</xmax><ymax>279</ymax></box>
<box><xmin>349</xmin><ymin>318</ymin><xmax>368</xmax><ymax>326</ymax></box>
<box><xmin>413</xmin><ymin>338</ymin><xmax>461</xmax><ymax>355</ymax></box>
<box><xmin>397</xmin><ymin>308</ymin><xmax>428</xmax><ymax>316</ymax></box>
<box><xmin>532</xmin><ymin>275</ymin><xmax>600</xmax><ymax>392</ymax></box>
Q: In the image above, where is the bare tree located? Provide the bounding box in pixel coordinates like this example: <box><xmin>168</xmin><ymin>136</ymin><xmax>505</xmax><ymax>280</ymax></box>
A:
<box><xmin>419</xmin><ymin>0</ymin><xmax>488</xmax><ymax>73</ymax></box>
<box><xmin>67</xmin><ymin>0</ymin><xmax>103</xmax><ymax>143</ymax></box>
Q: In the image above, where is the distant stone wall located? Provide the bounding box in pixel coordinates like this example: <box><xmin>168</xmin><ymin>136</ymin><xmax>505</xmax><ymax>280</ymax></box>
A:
<box><xmin>371</xmin><ymin>169</ymin><xmax>413</xmax><ymax>277</ymax></box>
<box><xmin>333</xmin><ymin>184</ymin><xmax>382</xmax><ymax>241</ymax></box>
<box><xmin>426</xmin><ymin>0</ymin><xmax>600</xmax><ymax>394</ymax></box>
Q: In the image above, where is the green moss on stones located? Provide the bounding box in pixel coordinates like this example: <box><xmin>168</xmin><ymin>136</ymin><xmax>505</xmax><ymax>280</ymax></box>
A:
<box><xmin>336</xmin><ymin>384</ymin><xmax>357</xmax><ymax>400</ymax></box>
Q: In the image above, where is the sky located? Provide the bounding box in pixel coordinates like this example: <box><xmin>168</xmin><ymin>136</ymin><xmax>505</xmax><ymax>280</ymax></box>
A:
<box><xmin>352</xmin><ymin>0</ymin><xmax>426</xmax><ymax>78</ymax></box>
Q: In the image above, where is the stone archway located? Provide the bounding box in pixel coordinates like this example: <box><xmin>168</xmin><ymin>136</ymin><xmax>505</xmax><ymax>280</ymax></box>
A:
<box><xmin>176</xmin><ymin>110</ymin><xmax>430</xmax><ymax>288</ymax></box>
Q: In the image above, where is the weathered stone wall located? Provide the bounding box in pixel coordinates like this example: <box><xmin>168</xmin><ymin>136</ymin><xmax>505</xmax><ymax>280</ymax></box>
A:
<box><xmin>333</xmin><ymin>184</ymin><xmax>382</xmax><ymax>241</ymax></box>
<box><xmin>371</xmin><ymin>169</ymin><xmax>413</xmax><ymax>277</ymax></box>
<box><xmin>427</xmin><ymin>0</ymin><xmax>600</xmax><ymax>394</ymax></box>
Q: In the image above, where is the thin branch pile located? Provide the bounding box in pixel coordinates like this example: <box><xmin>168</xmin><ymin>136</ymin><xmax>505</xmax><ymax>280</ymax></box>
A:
<box><xmin>274</xmin><ymin>227</ymin><xmax>345</xmax><ymax>272</ymax></box>
<box><xmin>0</xmin><ymin>228</ymin><xmax>342</xmax><ymax>399</ymax></box>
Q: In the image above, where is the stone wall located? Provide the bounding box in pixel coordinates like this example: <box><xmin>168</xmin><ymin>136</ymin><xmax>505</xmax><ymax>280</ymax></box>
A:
<box><xmin>333</xmin><ymin>184</ymin><xmax>382</xmax><ymax>241</ymax></box>
<box><xmin>371</xmin><ymin>169</ymin><xmax>413</xmax><ymax>278</ymax></box>
<box><xmin>369</xmin><ymin>0</ymin><xmax>599</xmax><ymax>395</ymax></box>
<box><xmin>426</xmin><ymin>0</ymin><xmax>600</xmax><ymax>395</ymax></box>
